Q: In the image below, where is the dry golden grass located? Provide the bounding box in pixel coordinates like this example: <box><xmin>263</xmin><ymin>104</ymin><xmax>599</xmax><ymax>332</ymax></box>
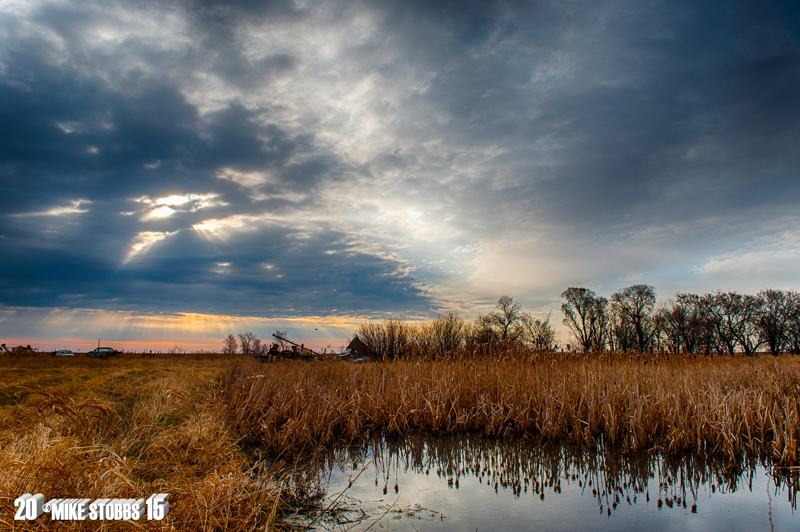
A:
<box><xmin>5</xmin><ymin>350</ymin><xmax>799</xmax><ymax>529</ymax></box>
<box><xmin>0</xmin><ymin>355</ymin><xmax>317</xmax><ymax>531</ymax></box>
<box><xmin>224</xmin><ymin>352</ymin><xmax>800</xmax><ymax>466</ymax></box>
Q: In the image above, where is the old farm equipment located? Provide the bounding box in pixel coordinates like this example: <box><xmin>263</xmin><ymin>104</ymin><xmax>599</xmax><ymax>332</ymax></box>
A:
<box><xmin>1</xmin><ymin>343</ymin><xmax>35</xmax><ymax>356</ymax></box>
<box><xmin>253</xmin><ymin>333</ymin><xmax>329</xmax><ymax>362</ymax></box>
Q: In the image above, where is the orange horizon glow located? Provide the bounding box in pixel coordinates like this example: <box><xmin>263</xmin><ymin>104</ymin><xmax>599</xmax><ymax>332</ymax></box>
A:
<box><xmin>1</xmin><ymin>336</ymin><xmax>351</xmax><ymax>353</ymax></box>
<box><xmin>0</xmin><ymin>306</ymin><xmax>490</xmax><ymax>353</ymax></box>
<box><xmin>0</xmin><ymin>306</ymin><xmax>378</xmax><ymax>352</ymax></box>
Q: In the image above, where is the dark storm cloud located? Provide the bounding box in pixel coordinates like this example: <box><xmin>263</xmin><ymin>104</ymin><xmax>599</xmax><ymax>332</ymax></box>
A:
<box><xmin>1</xmin><ymin>0</ymin><xmax>799</xmax><ymax>325</ymax></box>
<box><xmin>0</xmin><ymin>28</ymin><xmax>419</xmax><ymax>314</ymax></box>
<box><xmin>370</xmin><ymin>0</ymin><xmax>799</xmax><ymax>297</ymax></box>
<box><xmin>0</xmin><ymin>223</ymin><xmax>424</xmax><ymax>315</ymax></box>
<box><xmin>392</xmin><ymin>0</ymin><xmax>800</xmax><ymax>229</ymax></box>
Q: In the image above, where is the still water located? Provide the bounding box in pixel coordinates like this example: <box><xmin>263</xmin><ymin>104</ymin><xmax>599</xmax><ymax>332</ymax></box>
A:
<box><xmin>300</xmin><ymin>435</ymin><xmax>798</xmax><ymax>531</ymax></box>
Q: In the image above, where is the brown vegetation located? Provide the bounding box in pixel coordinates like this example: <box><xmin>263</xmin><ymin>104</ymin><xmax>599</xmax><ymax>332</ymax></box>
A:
<box><xmin>0</xmin><ymin>355</ymin><xmax>317</xmax><ymax>531</ymax></box>
<box><xmin>4</xmin><ymin>345</ymin><xmax>799</xmax><ymax>529</ymax></box>
<box><xmin>353</xmin><ymin>300</ymin><xmax>558</xmax><ymax>360</ymax></box>
<box><xmin>224</xmin><ymin>351</ymin><xmax>800</xmax><ymax>466</ymax></box>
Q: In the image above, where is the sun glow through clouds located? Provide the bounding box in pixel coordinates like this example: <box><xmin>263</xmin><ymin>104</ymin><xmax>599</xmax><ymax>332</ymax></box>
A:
<box><xmin>134</xmin><ymin>194</ymin><xmax>225</xmax><ymax>220</ymax></box>
<box><xmin>2</xmin><ymin>0</ymin><xmax>799</xmax><ymax>351</ymax></box>
<box><xmin>125</xmin><ymin>231</ymin><xmax>177</xmax><ymax>262</ymax></box>
<box><xmin>149</xmin><ymin>206</ymin><xmax>176</xmax><ymax>218</ymax></box>
<box><xmin>156</xmin><ymin>195</ymin><xmax>190</xmax><ymax>206</ymax></box>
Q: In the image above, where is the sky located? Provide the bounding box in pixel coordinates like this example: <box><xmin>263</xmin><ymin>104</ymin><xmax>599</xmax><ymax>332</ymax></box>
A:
<box><xmin>1</xmin><ymin>0</ymin><xmax>799</xmax><ymax>351</ymax></box>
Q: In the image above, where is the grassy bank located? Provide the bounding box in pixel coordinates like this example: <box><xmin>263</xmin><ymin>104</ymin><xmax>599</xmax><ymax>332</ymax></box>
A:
<box><xmin>0</xmin><ymin>355</ymin><xmax>316</xmax><ymax>531</ymax></box>
<box><xmin>4</xmin><ymin>351</ymin><xmax>799</xmax><ymax>529</ymax></box>
<box><xmin>224</xmin><ymin>353</ymin><xmax>800</xmax><ymax>465</ymax></box>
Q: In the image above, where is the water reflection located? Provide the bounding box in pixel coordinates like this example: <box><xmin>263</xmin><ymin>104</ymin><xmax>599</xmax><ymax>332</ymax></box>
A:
<box><xmin>305</xmin><ymin>435</ymin><xmax>798</xmax><ymax>531</ymax></box>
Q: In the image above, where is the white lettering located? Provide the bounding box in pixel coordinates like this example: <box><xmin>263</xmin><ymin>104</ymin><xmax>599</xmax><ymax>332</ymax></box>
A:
<box><xmin>25</xmin><ymin>493</ymin><xmax>45</xmax><ymax>519</ymax></box>
<box><xmin>131</xmin><ymin>498</ymin><xmax>146</xmax><ymax>520</ymax></box>
<box><xmin>69</xmin><ymin>500</ymin><xmax>80</xmax><ymax>520</ymax></box>
<box><xmin>95</xmin><ymin>499</ymin><xmax>111</xmax><ymax>520</ymax></box>
<box><xmin>146</xmin><ymin>494</ymin><xmax>155</xmax><ymax>520</ymax></box>
<box><xmin>76</xmin><ymin>499</ymin><xmax>90</xmax><ymax>520</ymax></box>
<box><xmin>150</xmin><ymin>493</ymin><xmax>170</xmax><ymax>520</ymax></box>
<box><xmin>13</xmin><ymin>494</ymin><xmax>30</xmax><ymax>521</ymax></box>
<box><xmin>52</xmin><ymin>499</ymin><xmax>68</xmax><ymax>520</ymax></box>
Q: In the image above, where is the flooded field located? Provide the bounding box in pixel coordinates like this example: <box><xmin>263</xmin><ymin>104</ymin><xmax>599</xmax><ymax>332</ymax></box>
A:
<box><xmin>301</xmin><ymin>435</ymin><xmax>799</xmax><ymax>531</ymax></box>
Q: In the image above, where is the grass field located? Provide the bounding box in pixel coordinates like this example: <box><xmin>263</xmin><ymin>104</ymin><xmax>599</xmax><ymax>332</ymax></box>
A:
<box><xmin>224</xmin><ymin>352</ymin><xmax>800</xmax><ymax>466</ymax></box>
<box><xmin>0</xmin><ymin>354</ymin><xmax>319</xmax><ymax>531</ymax></box>
<box><xmin>3</xmin><ymin>351</ymin><xmax>799</xmax><ymax>530</ymax></box>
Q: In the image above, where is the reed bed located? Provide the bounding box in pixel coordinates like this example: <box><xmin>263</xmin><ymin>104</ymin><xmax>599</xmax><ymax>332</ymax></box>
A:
<box><xmin>0</xmin><ymin>356</ymin><xmax>318</xmax><ymax>531</ymax></box>
<box><xmin>224</xmin><ymin>353</ymin><xmax>800</xmax><ymax>465</ymax></box>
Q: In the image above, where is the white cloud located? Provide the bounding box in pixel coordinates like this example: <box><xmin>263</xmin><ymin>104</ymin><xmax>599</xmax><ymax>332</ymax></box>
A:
<box><xmin>156</xmin><ymin>195</ymin><xmax>190</xmax><ymax>206</ymax></box>
<box><xmin>137</xmin><ymin>193</ymin><xmax>225</xmax><ymax>220</ymax></box>
<box><xmin>213</xmin><ymin>262</ymin><xmax>232</xmax><ymax>274</ymax></box>
<box><xmin>55</xmin><ymin>121</ymin><xmax>83</xmax><ymax>134</ymax></box>
<box><xmin>148</xmin><ymin>205</ymin><xmax>176</xmax><ymax>218</ymax></box>
<box><xmin>192</xmin><ymin>213</ymin><xmax>269</xmax><ymax>237</ymax></box>
<box><xmin>125</xmin><ymin>230</ymin><xmax>177</xmax><ymax>262</ymax></box>
<box><xmin>696</xmin><ymin>249</ymin><xmax>800</xmax><ymax>275</ymax></box>
<box><xmin>215</xmin><ymin>168</ymin><xmax>269</xmax><ymax>188</ymax></box>
<box><xmin>16</xmin><ymin>199</ymin><xmax>92</xmax><ymax>216</ymax></box>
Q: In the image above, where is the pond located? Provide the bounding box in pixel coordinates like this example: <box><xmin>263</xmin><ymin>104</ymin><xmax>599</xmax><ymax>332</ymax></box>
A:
<box><xmin>297</xmin><ymin>435</ymin><xmax>798</xmax><ymax>531</ymax></box>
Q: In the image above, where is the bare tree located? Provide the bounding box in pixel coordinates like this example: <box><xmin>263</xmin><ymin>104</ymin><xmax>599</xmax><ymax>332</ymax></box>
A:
<box><xmin>610</xmin><ymin>303</ymin><xmax>638</xmax><ymax>353</ymax></box>
<box><xmin>429</xmin><ymin>311</ymin><xmax>465</xmax><ymax>358</ymax></box>
<box><xmin>656</xmin><ymin>299</ymin><xmax>681</xmax><ymax>353</ymax></box>
<box><xmin>274</xmin><ymin>331</ymin><xmax>289</xmax><ymax>350</ymax></box>
<box><xmin>471</xmin><ymin>296</ymin><xmax>529</xmax><ymax>345</ymax></box>
<box><xmin>735</xmin><ymin>294</ymin><xmax>765</xmax><ymax>356</ymax></box>
<box><xmin>786</xmin><ymin>291</ymin><xmax>800</xmax><ymax>355</ymax></box>
<box><xmin>661</xmin><ymin>294</ymin><xmax>707</xmax><ymax>353</ymax></box>
<box><xmin>489</xmin><ymin>295</ymin><xmax>529</xmax><ymax>344</ymax></box>
<box><xmin>696</xmin><ymin>293</ymin><xmax>720</xmax><ymax>355</ymax></box>
<box><xmin>252</xmin><ymin>337</ymin><xmax>264</xmax><ymax>355</ymax></box>
<box><xmin>523</xmin><ymin>312</ymin><xmax>557</xmax><ymax>351</ymax></box>
<box><xmin>471</xmin><ymin>314</ymin><xmax>498</xmax><ymax>344</ymax></box>
<box><xmin>223</xmin><ymin>334</ymin><xmax>238</xmax><ymax>355</ymax></box>
<box><xmin>757</xmin><ymin>289</ymin><xmax>796</xmax><ymax>355</ymax></box>
<box><xmin>238</xmin><ymin>332</ymin><xmax>257</xmax><ymax>355</ymax></box>
<box><xmin>705</xmin><ymin>291</ymin><xmax>758</xmax><ymax>355</ymax></box>
<box><xmin>561</xmin><ymin>287</ymin><xmax>608</xmax><ymax>353</ymax></box>
<box><xmin>611</xmin><ymin>284</ymin><xmax>658</xmax><ymax>353</ymax></box>
<box><xmin>356</xmin><ymin>318</ymin><xmax>412</xmax><ymax>359</ymax></box>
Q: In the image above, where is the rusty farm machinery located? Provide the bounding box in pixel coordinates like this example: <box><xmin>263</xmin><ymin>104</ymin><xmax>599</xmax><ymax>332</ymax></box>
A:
<box><xmin>1</xmin><ymin>343</ymin><xmax>36</xmax><ymax>356</ymax></box>
<box><xmin>252</xmin><ymin>333</ymin><xmax>330</xmax><ymax>362</ymax></box>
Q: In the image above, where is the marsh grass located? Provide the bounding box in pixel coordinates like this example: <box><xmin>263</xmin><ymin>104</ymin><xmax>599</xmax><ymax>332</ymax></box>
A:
<box><xmin>224</xmin><ymin>351</ymin><xmax>800</xmax><ymax>466</ymax></box>
<box><xmin>0</xmin><ymin>355</ymin><xmax>319</xmax><ymax>531</ymax></box>
<box><xmin>4</xmin><ymin>350</ymin><xmax>799</xmax><ymax>529</ymax></box>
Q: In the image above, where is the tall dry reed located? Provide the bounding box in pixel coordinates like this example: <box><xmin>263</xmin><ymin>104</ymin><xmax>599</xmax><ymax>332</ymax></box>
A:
<box><xmin>224</xmin><ymin>353</ymin><xmax>800</xmax><ymax>465</ymax></box>
<box><xmin>0</xmin><ymin>356</ymin><xmax>316</xmax><ymax>531</ymax></box>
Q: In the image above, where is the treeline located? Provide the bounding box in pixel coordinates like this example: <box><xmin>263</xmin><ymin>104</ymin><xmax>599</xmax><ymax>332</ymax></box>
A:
<box><xmin>562</xmin><ymin>285</ymin><xmax>800</xmax><ymax>356</ymax></box>
<box><xmin>222</xmin><ymin>331</ymin><xmax>283</xmax><ymax>355</ymax></box>
<box><xmin>356</xmin><ymin>296</ymin><xmax>556</xmax><ymax>359</ymax></box>
<box><xmin>355</xmin><ymin>287</ymin><xmax>800</xmax><ymax>359</ymax></box>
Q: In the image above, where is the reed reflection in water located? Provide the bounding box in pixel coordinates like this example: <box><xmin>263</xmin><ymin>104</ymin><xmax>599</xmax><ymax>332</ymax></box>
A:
<box><xmin>308</xmin><ymin>435</ymin><xmax>798</xmax><ymax>531</ymax></box>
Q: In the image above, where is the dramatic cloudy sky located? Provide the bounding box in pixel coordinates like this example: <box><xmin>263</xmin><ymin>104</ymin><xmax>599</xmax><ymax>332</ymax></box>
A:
<box><xmin>1</xmin><ymin>0</ymin><xmax>799</xmax><ymax>350</ymax></box>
